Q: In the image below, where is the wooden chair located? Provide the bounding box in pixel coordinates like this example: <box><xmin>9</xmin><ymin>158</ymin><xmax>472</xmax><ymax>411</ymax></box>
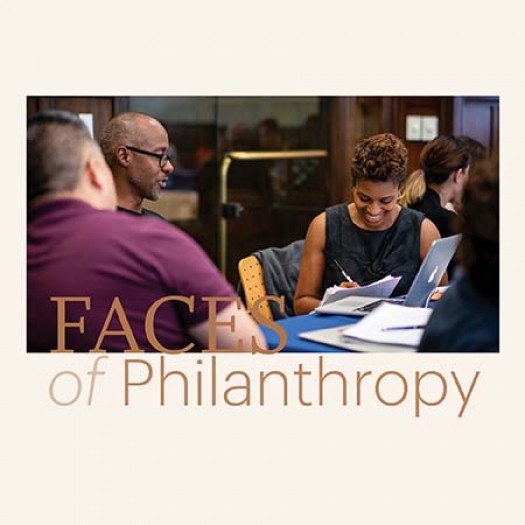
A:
<box><xmin>237</xmin><ymin>255</ymin><xmax>274</xmax><ymax>321</ymax></box>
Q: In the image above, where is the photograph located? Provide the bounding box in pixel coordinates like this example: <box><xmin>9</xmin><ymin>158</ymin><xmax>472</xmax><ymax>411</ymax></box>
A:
<box><xmin>26</xmin><ymin>95</ymin><xmax>499</xmax><ymax>354</ymax></box>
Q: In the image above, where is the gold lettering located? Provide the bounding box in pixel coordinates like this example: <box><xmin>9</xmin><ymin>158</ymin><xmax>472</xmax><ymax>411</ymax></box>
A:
<box><xmin>415</xmin><ymin>371</ymin><xmax>448</xmax><ymax>417</ymax></box>
<box><xmin>145</xmin><ymin>295</ymin><xmax>195</xmax><ymax>353</ymax></box>
<box><xmin>160</xmin><ymin>355</ymin><xmax>189</xmax><ymax>405</ymax></box>
<box><xmin>202</xmin><ymin>296</ymin><xmax>243</xmax><ymax>352</ymax></box>
<box><xmin>50</xmin><ymin>296</ymin><xmax>90</xmax><ymax>352</ymax></box>
<box><xmin>251</xmin><ymin>296</ymin><xmax>287</xmax><ymax>354</ymax></box>
<box><xmin>294</xmin><ymin>363</ymin><xmax>313</xmax><ymax>406</ymax></box>
<box><xmin>375</xmin><ymin>370</ymin><xmax>408</xmax><ymax>406</ymax></box>
<box><xmin>356</xmin><ymin>370</ymin><xmax>373</xmax><ymax>406</ymax></box>
<box><xmin>451</xmin><ymin>371</ymin><xmax>481</xmax><ymax>418</ymax></box>
<box><xmin>91</xmin><ymin>297</ymin><xmax>141</xmax><ymax>352</ymax></box>
<box><xmin>318</xmin><ymin>355</ymin><xmax>348</xmax><ymax>405</ymax></box>
<box><xmin>259</xmin><ymin>370</ymin><xmax>288</xmax><ymax>405</ymax></box>
<box><xmin>124</xmin><ymin>359</ymin><xmax>153</xmax><ymax>405</ymax></box>
<box><xmin>224</xmin><ymin>371</ymin><xmax>251</xmax><ymax>405</ymax></box>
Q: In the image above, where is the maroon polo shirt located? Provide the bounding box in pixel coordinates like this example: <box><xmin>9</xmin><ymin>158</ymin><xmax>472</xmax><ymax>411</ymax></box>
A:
<box><xmin>27</xmin><ymin>199</ymin><xmax>236</xmax><ymax>352</ymax></box>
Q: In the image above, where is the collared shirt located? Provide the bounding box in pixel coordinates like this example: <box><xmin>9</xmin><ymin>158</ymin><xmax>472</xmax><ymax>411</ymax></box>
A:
<box><xmin>27</xmin><ymin>199</ymin><xmax>235</xmax><ymax>352</ymax></box>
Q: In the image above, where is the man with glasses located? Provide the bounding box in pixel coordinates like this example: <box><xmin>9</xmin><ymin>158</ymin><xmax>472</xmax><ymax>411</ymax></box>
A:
<box><xmin>27</xmin><ymin>110</ymin><xmax>267</xmax><ymax>352</ymax></box>
<box><xmin>99</xmin><ymin>111</ymin><xmax>174</xmax><ymax>220</ymax></box>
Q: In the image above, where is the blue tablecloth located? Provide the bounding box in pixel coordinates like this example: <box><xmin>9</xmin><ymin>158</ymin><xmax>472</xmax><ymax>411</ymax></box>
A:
<box><xmin>260</xmin><ymin>313</ymin><xmax>360</xmax><ymax>353</ymax></box>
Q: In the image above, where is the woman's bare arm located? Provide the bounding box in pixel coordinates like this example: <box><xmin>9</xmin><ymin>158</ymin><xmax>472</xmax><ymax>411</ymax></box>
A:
<box><xmin>294</xmin><ymin>213</ymin><xmax>328</xmax><ymax>315</ymax></box>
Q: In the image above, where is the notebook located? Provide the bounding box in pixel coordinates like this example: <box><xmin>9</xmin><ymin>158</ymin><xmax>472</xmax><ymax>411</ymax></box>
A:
<box><xmin>314</xmin><ymin>233</ymin><xmax>462</xmax><ymax>316</ymax></box>
<box><xmin>300</xmin><ymin>325</ymin><xmax>416</xmax><ymax>353</ymax></box>
<box><xmin>300</xmin><ymin>302</ymin><xmax>434</xmax><ymax>352</ymax></box>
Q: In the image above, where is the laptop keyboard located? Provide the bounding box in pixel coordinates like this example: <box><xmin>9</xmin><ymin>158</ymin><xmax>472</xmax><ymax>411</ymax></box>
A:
<box><xmin>354</xmin><ymin>297</ymin><xmax>406</xmax><ymax>313</ymax></box>
<box><xmin>354</xmin><ymin>299</ymin><xmax>385</xmax><ymax>313</ymax></box>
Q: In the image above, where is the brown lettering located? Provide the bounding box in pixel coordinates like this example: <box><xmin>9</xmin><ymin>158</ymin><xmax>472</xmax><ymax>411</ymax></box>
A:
<box><xmin>50</xmin><ymin>296</ymin><xmax>90</xmax><ymax>352</ymax></box>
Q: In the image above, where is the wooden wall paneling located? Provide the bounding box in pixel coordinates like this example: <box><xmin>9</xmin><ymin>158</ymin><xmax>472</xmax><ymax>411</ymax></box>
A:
<box><xmin>380</xmin><ymin>96</ymin><xmax>394</xmax><ymax>132</ymax></box>
<box><xmin>328</xmin><ymin>97</ymin><xmax>357</xmax><ymax>204</ymax></box>
<box><xmin>112</xmin><ymin>97</ymin><xmax>129</xmax><ymax>116</ymax></box>
<box><xmin>391</xmin><ymin>96</ymin><xmax>454</xmax><ymax>173</ymax></box>
<box><xmin>27</xmin><ymin>97</ymin><xmax>38</xmax><ymax>117</ymax></box>
<box><xmin>491</xmin><ymin>103</ymin><xmax>499</xmax><ymax>155</ymax></box>
<box><xmin>25</xmin><ymin>97</ymin><xmax>118</xmax><ymax>141</ymax></box>
<box><xmin>453</xmin><ymin>96</ymin><xmax>499</xmax><ymax>157</ymax></box>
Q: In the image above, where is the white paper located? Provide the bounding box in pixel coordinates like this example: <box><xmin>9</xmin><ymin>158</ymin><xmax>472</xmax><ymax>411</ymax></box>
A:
<box><xmin>341</xmin><ymin>302</ymin><xmax>433</xmax><ymax>347</ymax></box>
<box><xmin>320</xmin><ymin>275</ymin><xmax>402</xmax><ymax>306</ymax></box>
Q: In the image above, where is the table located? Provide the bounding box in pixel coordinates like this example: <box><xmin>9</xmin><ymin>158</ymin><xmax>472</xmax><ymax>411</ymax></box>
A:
<box><xmin>260</xmin><ymin>313</ymin><xmax>360</xmax><ymax>353</ymax></box>
<box><xmin>260</xmin><ymin>300</ymin><xmax>437</xmax><ymax>353</ymax></box>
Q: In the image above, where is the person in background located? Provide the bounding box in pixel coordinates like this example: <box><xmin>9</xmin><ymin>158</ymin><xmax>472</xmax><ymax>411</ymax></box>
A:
<box><xmin>398</xmin><ymin>135</ymin><xmax>471</xmax><ymax>238</ymax></box>
<box><xmin>419</xmin><ymin>156</ymin><xmax>499</xmax><ymax>352</ymax></box>
<box><xmin>450</xmin><ymin>135</ymin><xmax>487</xmax><ymax>213</ymax></box>
<box><xmin>99</xmin><ymin>111</ymin><xmax>174</xmax><ymax>220</ymax></box>
<box><xmin>294</xmin><ymin>133</ymin><xmax>442</xmax><ymax>315</ymax></box>
<box><xmin>27</xmin><ymin>110</ymin><xmax>267</xmax><ymax>353</ymax></box>
<box><xmin>257</xmin><ymin>117</ymin><xmax>283</xmax><ymax>151</ymax></box>
<box><xmin>457</xmin><ymin>135</ymin><xmax>487</xmax><ymax>167</ymax></box>
<box><xmin>257</xmin><ymin>117</ymin><xmax>287</xmax><ymax>199</ymax></box>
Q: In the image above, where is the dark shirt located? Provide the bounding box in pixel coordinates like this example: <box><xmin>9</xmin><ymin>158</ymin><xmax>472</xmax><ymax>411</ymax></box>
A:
<box><xmin>409</xmin><ymin>188</ymin><xmax>459</xmax><ymax>239</ymax></box>
<box><xmin>323</xmin><ymin>204</ymin><xmax>425</xmax><ymax>296</ymax></box>
<box><xmin>117</xmin><ymin>205</ymin><xmax>167</xmax><ymax>221</ymax></box>
<box><xmin>409</xmin><ymin>188</ymin><xmax>461</xmax><ymax>277</ymax></box>
<box><xmin>27</xmin><ymin>199</ymin><xmax>235</xmax><ymax>352</ymax></box>
<box><xmin>418</xmin><ymin>275</ymin><xmax>499</xmax><ymax>352</ymax></box>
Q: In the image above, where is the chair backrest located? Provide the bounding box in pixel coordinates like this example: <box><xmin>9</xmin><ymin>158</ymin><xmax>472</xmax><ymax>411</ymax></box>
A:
<box><xmin>238</xmin><ymin>255</ymin><xmax>274</xmax><ymax>321</ymax></box>
<box><xmin>238</xmin><ymin>239</ymin><xmax>305</xmax><ymax>321</ymax></box>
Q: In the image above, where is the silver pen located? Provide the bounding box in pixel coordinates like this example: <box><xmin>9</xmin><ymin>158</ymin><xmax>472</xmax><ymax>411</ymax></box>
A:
<box><xmin>333</xmin><ymin>259</ymin><xmax>353</xmax><ymax>283</ymax></box>
<box><xmin>381</xmin><ymin>325</ymin><xmax>426</xmax><ymax>331</ymax></box>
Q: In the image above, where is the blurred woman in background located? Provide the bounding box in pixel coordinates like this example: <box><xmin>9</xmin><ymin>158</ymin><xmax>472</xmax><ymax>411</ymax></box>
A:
<box><xmin>398</xmin><ymin>135</ymin><xmax>472</xmax><ymax>239</ymax></box>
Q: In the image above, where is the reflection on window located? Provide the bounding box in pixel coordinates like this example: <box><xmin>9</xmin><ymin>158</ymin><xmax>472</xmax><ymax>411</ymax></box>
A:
<box><xmin>128</xmin><ymin>96</ymin><xmax>326</xmax><ymax>215</ymax></box>
<box><xmin>128</xmin><ymin>96</ymin><xmax>327</xmax><ymax>274</ymax></box>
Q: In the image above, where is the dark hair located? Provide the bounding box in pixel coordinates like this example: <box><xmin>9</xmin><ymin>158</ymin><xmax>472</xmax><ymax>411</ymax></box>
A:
<box><xmin>258</xmin><ymin>117</ymin><xmax>280</xmax><ymax>133</ymax></box>
<box><xmin>457</xmin><ymin>135</ymin><xmax>488</xmax><ymax>166</ymax></box>
<box><xmin>459</xmin><ymin>156</ymin><xmax>499</xmax><ymax>299</ymax></box>
<box><xmin>351</xmin><ymin>133</ymin><xmax>408</xmax><ymax>188</ymax></box>
<box><xmin>27</xmin><ymin>110</ymin><xmax>93</xmax><ymax>202</ymax></box>
<box><xmin>420</xmin><ymin>135</ymin><xmax>471</xmax><ymax>186</ymax></box>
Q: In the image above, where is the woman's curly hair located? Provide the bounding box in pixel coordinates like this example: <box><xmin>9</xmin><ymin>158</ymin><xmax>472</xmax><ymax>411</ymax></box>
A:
<box><xmin>351</xmin><ymin>133</ymin><xmax>408</xmax><ymax>188</ymax></box>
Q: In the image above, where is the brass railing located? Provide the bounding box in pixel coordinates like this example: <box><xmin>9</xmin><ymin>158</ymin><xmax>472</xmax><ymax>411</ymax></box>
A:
<box><xmin>218</xmin><ymin>149</ymin><xmax>328</xmax><ymax>274</ymax></box>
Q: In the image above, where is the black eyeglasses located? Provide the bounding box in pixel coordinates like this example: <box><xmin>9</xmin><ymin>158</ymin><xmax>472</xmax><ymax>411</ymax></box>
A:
<box><xmin>125</xmin><ymin>145</ymin><xmax>173</xmax><ymax>168</ymax></box>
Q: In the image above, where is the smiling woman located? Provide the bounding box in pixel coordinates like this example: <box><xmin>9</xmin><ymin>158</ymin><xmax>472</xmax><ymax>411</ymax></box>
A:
<box><xmin>293</xmin><ymin>133</ymin><xmax>442</xmax><ymax>315</ymax></box>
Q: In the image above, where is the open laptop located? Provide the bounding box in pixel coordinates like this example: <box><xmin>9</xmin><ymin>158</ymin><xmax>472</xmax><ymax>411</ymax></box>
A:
<box><xmin>315</xmin><ymin>233</ymin><xmax>462</xmax><ymax>316</ymax></box>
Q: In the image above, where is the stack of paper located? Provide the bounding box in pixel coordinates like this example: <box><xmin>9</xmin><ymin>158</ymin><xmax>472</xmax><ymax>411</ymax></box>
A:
<box><xmin>320</xmin><ymin>275</ymin><xmax>401</xmax><ymax>307</ymax></box>
<box><xmin>341</xmin><ymin>302</ymin><xmax>433</xmax><ymax>347</ymax></box>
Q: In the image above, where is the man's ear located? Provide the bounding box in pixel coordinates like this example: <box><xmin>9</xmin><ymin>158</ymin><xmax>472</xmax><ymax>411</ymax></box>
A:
<box><xmin>86</xmin><ymin>155</ymin><xmax>114</xmax><ymax>192</ymax></box>
<box><xmin>116</xmin><ymin>145</ymin><xmax>129</xmax><ymax>167</ymax></box>
<box><xmin>82</xmin><ymin>153</ymin><xmax>117</xmax><ymax>210</ymax></box>
<box><xmin>85</xmin><ymin>157</ymin><xmax>104</xmax><ymax>189</ymax></box>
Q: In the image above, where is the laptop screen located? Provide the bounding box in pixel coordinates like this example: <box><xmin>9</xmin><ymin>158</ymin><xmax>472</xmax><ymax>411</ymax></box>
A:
<box><xmin>403</xmin><ymin>234</ymin><xmax>462</xmax><ymax>307</ymax></box>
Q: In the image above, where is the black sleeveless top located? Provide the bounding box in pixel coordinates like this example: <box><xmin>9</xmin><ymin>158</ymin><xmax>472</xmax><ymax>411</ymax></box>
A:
<box><xmin>323</xmin><ymin>203</ymin><xmax>425</xmax><ymax>296</ymax></box>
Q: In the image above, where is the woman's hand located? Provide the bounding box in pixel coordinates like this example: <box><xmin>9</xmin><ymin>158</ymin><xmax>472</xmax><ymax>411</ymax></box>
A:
<box><xmin>338</xmin><ymin>281</ymin><xmax>360</xmax><ymax>289</ymax></box>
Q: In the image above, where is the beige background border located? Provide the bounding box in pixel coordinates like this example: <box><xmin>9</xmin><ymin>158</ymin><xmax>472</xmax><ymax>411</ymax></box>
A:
<box><xmin>1</xmin><ymin>1</ymin><xmax>522</xmax><ymax>524</ymax></box>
